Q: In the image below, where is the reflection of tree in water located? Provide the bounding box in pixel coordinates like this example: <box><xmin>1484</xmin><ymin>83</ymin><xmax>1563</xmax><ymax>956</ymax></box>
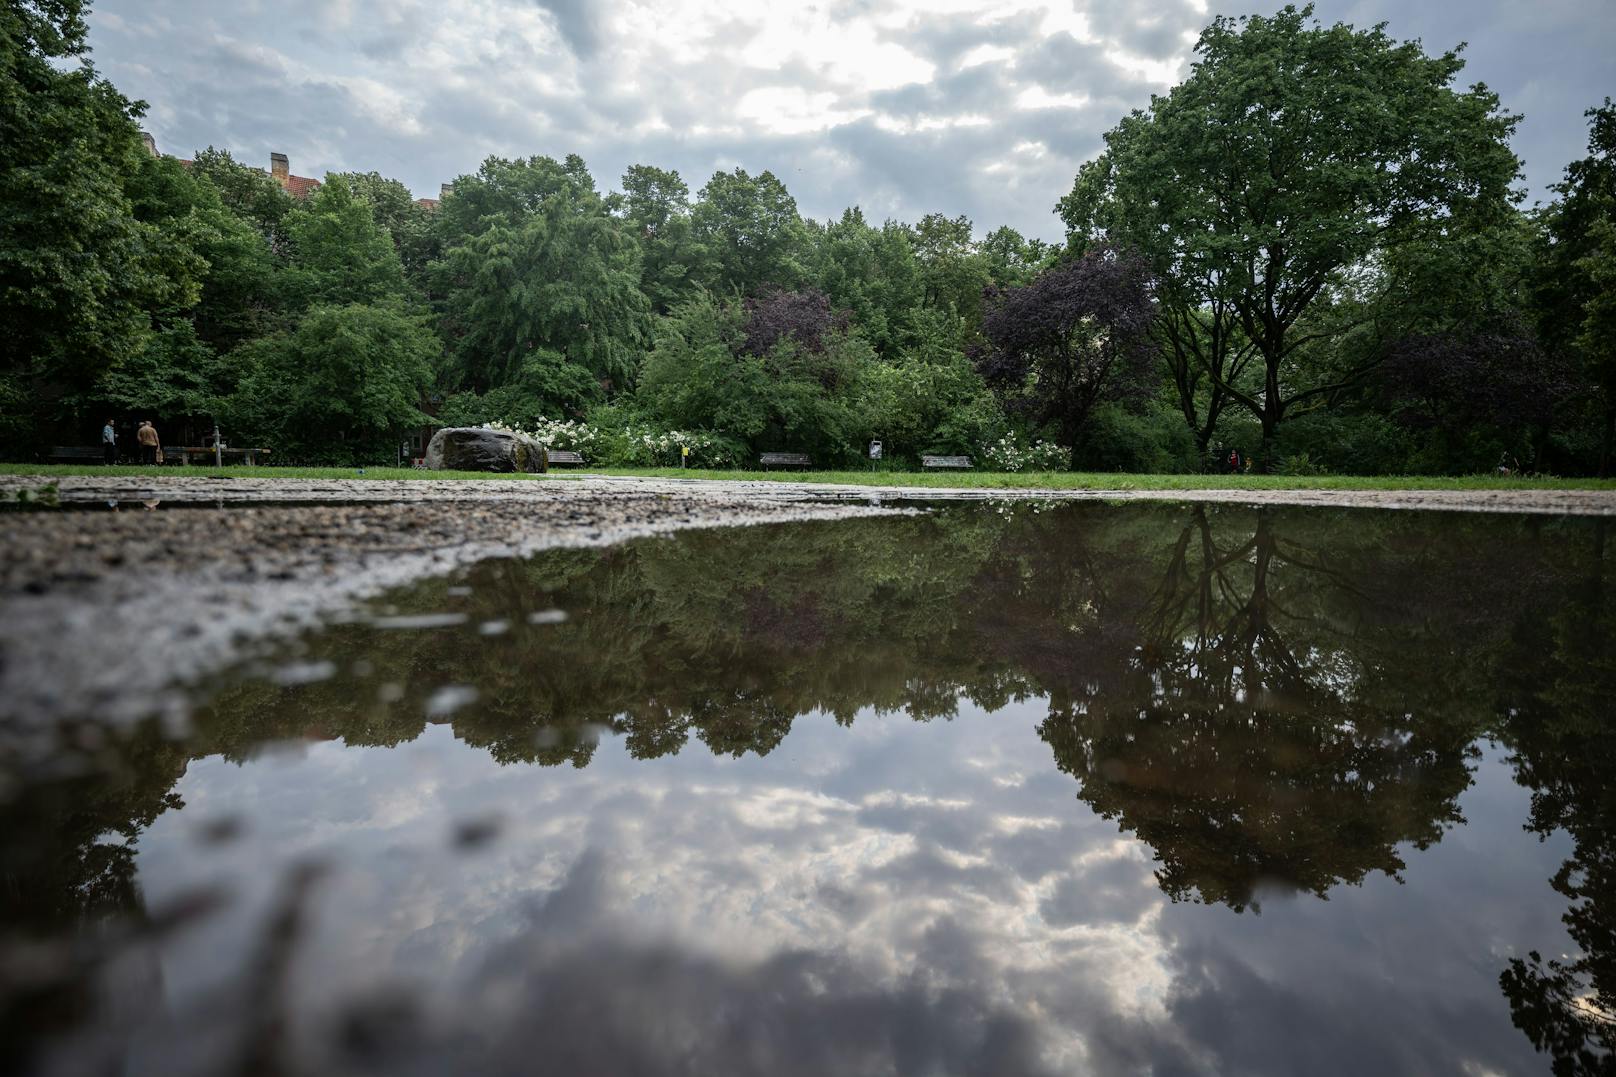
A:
<box><xmin>0</xmin><ymin>723</ymin><xmax>190</xmax><ymax>1071</ymax></box>
<box><xmin>1497</xmin><ymin>519</ymin><xmax>1616</xmax><ymax>1076</ymax></box>
<box><xmin>1033</xmin><ymin>507</ymin><xmax>1485</xmax><ymax>910</ymax></box>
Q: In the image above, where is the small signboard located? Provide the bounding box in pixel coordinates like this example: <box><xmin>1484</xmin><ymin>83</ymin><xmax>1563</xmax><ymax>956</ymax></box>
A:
<box><xmin>869</xmin><ymin>440</ymin><xmax>883</xmax><ymax>461</ymax></box>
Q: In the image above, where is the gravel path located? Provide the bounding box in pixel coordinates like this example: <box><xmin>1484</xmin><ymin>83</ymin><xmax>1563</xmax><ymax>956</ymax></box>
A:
<box><xmin>2</xmin><ymin>472</ymin><xmax>1613</xmax><ymax>514</ymax></box>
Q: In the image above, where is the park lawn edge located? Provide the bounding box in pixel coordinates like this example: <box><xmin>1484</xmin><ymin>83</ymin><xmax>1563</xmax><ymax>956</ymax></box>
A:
<box><xmin>2</xmin><ymin>462</ymin><xmax>1614</xmax><ymax>491</ymax></box>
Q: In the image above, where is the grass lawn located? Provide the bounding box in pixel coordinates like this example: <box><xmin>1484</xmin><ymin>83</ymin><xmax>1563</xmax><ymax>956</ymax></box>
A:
<box><xmin>3</xmin><ymin>461</ymin><xmax>1614</xmax><ymax>491</ymax></box>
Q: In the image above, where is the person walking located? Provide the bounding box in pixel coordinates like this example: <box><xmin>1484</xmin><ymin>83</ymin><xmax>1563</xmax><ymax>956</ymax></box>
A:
<box><xmin>136</xmin><ymin>420</ymin><xmax>160</xmax><ymax>465</ymax></box>
<box><xmin>101</xmin><ymin>419</ymin><xmax>117</xmax><ymax>466</ymax></box>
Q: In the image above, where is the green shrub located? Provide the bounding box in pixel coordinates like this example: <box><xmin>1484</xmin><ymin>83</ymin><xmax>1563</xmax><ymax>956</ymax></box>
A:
<box><xmin>1073</xmin><ymin>403</ymin><xmax>1199</xmax><ymax>473</ymax></box>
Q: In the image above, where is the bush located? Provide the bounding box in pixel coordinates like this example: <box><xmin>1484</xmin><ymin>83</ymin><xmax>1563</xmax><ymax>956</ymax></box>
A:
<box><xmin>1277</xmin><ymin>451</ymin><xmax>1324</xmax><ymax>475</ymax></box>
<box><xmin>1072</xmin><ymin>402</ymin><xmax>1199</xmax><ymax>473</ymax></box>
<box><xmin>979</xmin><ymin>435</ymin><xmax>1070</xmax><ymax>472</ymax></box>
<box><xmin>1271</xmin><ymin>412</ymin><xmax>1415</xmax><ymax>475</ymax></box>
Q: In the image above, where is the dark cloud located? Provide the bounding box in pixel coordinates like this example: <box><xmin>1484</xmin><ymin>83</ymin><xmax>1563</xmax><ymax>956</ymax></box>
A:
<box><xmin>529</xmin><ymin>0</ymin><xmax>603</xmax><ymax>60</ymax></box>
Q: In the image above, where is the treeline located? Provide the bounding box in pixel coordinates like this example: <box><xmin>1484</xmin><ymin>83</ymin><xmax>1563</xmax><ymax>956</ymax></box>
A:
<box><xmin>2</xmin><ymin>2</ymin><xmax>1613</xmax><ymax>473</ymax></box>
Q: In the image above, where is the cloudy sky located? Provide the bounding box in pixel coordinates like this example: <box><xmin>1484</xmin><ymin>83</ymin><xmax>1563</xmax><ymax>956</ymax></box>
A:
<box><xmin>91</xmin><ymin>0</ymin><xmax>1615</xmax><ymax>240</ymax></box>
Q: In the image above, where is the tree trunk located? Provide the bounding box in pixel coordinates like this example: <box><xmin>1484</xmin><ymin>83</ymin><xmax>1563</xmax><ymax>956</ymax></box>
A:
<box><xmin>1255</xmin><ymin>345</ymin><xmax>1284</xmax><ymax>473</ymax></box>
<box><xmin>1601</xmin><ymin>403</ymin><xmax>1614</xmax><ymax>480</ymax></box>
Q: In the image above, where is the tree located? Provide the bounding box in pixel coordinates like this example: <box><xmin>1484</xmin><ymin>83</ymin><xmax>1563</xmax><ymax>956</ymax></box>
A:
<box><xmin>0</xmin><ymin>0</ymin><xmax>195</xmax><ymax>392</ymax></box>
<box><xmin>806</xmin><ymin>208</ymin><xmax>925</xmax><ymax>359</ymax></box>
<box><xmin>433</xmin><ymin>154</ymin><xmax>598</xmax><ymax>240</ymax></box>
<box><xmin>1383</xmin><ymin>319</ymin><xmax>1575</xmax><ymax>472</ymax></box>
<box><xmin>432</xmin><ymin>189</ymin><xmax>650</xmax><ymax>393</ymax></box>
<box><xmin>227</xmin><ymin>303</ymin><xmax>437</xmax><ymax>463</ymax></box>
<box><xmin>636</xmin><ymin>292</ymin><xmax>872</xmax><ymax>462</ymax></box>
<box><xmin>977</xmin><ymin>246</ymin><xmax>1155</xmax><ymax>464</ymax></box>
<box><xmin>187</xmin><ymin>146</ymin><xmax>293</xmax><ymax>243</ymax></box>
<box><xmin>690</xmin><ymin>168</ymin><xmax>808</xmax><ymax>295</ymax></box>
<box><xmin>1537</xmin><ymin>101</ymin><xmax>1616</xmax><ymax>475</ymax></box>
<box><xmin>1060</xmin><ymin>4</ymin><xmax>1522</xmax><ymax>460</ymax></box>
<box><xmin>739</xmin><ymin>288</ymin><xmax>849</xmax><ymax>358</ymax></box>
<box><xmin>910</xmin><ymin>212</ymin><xmax>992</xmax><ymax>335</ymax></box>
<box><xmin>617</xmin><ymin>164</ymin><xmax>701</xmax><ymax>314</ymax></box>
<box><xmin>282</xmin><ymin>175</ymin><xmax>409</xmax><ymax>310</ymax></box>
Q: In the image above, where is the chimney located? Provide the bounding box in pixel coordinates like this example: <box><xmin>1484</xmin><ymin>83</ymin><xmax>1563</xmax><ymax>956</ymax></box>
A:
<box><xmin>439</xmin><ymin>182</ymin><xmax>455</xmax><ymax>200</ymax></box>
<box><xmin>140</xmin><ymin>131</ymin><xmax>158</xmax><ymax>156</ymax></box>
<box><xmin>270</xmin><ymin>152</ymin><xmax>289</xmax><ymax>185</ymax></box>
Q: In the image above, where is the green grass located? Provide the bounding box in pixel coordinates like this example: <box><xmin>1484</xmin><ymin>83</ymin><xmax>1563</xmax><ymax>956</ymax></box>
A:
<box><xmin>3</xmin><ymin>461</ymin><xmax>1613</xmax><ymax>491</ymax></box>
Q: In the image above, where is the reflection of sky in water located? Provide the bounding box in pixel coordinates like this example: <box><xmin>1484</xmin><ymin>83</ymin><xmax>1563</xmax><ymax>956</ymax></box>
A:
<box><xmin>133</xmin><ymin>700</ymin><xmax>1574</xmax><ymax>1075</ymax></box>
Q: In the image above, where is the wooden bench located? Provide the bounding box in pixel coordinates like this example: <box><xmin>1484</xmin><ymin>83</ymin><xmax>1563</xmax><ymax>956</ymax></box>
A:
<box><xmin>49</xmin><ymin>446</ymin><xmax>106</xmax><ymax>463</ymax></box>
<box><xmin>170</xmin><ymin>447</ymin><xmax>273</xmax><ymax>466</ymax></box>
<box><xmin>922</xmin><ymin>454</ymin><xmax>973</xmax><ymax>470</ymax></box>
<box><xmin>545</xmin><ymin>449</ymin><xmax>585</xmax><ymax>467</ymax></box>
<box><xmin>759</xmin><ymin>452</ymin><xmax>811</xmax><ymax>470</ymax></box>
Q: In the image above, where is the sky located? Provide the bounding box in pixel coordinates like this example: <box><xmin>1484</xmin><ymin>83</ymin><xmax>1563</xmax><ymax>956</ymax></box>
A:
<box><xmin>90</xmin><ymin>0</ymin><xmax>1616</xmax><ymax>241</ymax></box>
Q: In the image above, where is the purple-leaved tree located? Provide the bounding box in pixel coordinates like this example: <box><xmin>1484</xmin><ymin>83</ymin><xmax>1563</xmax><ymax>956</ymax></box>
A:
<box><xmin>977</xmin><ymin>245</ymin><xmax>1154</xmax><ymax>467</ymax></box>
<box><xmin>739</xmin><ymin>288</ymin><xmax>850</xmax><ymax>358</ymax></box>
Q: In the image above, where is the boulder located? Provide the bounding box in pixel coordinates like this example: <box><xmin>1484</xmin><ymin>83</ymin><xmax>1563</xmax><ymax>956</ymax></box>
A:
<box><xmin>424</xmin><ymin>427</ymin><xmax>547</xmax><ymax>473</ymax></box>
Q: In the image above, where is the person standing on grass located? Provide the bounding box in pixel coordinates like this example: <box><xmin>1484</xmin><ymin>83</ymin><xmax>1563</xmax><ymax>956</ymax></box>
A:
<box><xmin>101</xmin><ymin>419</ymin><xmax>117</xmax><ymax>465</ymax></box>
<box><xmin>136</xmin><ymin>420</ymin><xmax>160</xmax><ymax>465</ymax></box>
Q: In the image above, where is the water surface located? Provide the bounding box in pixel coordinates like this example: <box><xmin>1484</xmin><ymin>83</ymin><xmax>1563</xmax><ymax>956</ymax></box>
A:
<box><xmin>3</xmin><ymin>502</ymin><xmax>1613</xmax><ymax>1075</ymax></box>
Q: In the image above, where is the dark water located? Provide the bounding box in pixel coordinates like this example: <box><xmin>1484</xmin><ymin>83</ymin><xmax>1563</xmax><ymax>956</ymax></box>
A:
<box><xmin>3</xmin><ymin>502</ymin><xmax>1614</xmax><ymax>1076</ymax></box>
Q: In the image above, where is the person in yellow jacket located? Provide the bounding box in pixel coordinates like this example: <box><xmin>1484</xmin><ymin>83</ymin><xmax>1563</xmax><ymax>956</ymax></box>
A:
<box><xmin>136</xmin><ymin>420</ymin><xmax>161</xmax><ymax>466</ymax></box>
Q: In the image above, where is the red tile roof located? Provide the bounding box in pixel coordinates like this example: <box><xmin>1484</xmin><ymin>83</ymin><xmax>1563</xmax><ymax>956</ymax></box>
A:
<box><xmin>415</xmin><ymin>197</ymin><xmax>441</xmax><ymax>211</ymax></box>
<box><xmin>280</xmin><ymin>174</ymin><xmax>321</xmax><ymax>199</ymax></box>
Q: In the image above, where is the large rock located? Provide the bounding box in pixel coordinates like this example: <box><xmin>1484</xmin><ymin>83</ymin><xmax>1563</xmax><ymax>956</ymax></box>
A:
<box><xmin>424</xmin><ymin>427</ymin><xmax>547</xmax><ymax>473</ymax></box>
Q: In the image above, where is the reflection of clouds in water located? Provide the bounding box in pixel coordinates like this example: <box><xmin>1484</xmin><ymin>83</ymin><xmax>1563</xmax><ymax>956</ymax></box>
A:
<box><xmin>126</xmin><ymin>711</ymin><xmax>1569</xmax><ymax>1075</ymax></box>
<box><xmin>132</xmin><ymin>701</ymin><xmax>1174</xmax><ymax>1072</ymax></box>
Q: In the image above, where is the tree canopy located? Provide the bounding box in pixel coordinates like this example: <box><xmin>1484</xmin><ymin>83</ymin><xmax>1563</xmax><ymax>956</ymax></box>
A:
<box><xmin>0</xmin><ymin>0</ymin><xmax>1610</xmax><ymax>476</ymax></box>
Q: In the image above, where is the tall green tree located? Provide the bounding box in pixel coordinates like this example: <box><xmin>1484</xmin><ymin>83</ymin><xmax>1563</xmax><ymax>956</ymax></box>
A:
<box><xmin>806</xmin><ymin>208</ymin><xmax>925</xmax><ymax>359</ymax></box>
<box><xmin>282</xmin><ymin>175</ymin><xmax>408</xmax><ymax>310</ymax></box>
<box><xmin>616</xmin><ymin>164</ymin><xmax>701</xmax><ymax>314</ymax></box>
<box><xmin>227</xmin><ymin>303</ymin><xmax>437</xmax><ymax>464</ymax></box>
<box><xmin>433</xmin><ymin>182</ymin><xmax>649</xmax><ymax>392</ymax></box>
<box><xmin>690</xmin><ymin>168</ymin><xmax>808</xmax><ymax>295</ymax></box>
<box><xmin>1060</xmin><ymin>4</ymin><xmax>1522</xmax><ymax>459</ymax></box>
<box><xmin>187</xmin><ymin>147</ymin><xmax>293</xmax><ymax>244</ymax></box>
<box><xmin>433</xmin><ymin>154</ymin><xmax>597</xmax><ymax>240</ymax></box>
<box><xmin>0</xmin><ymin>0</ymin><xmax>195</xmax><ymax>395</ymax></box>
<box><xmin>909</xmin><ymin>212</ymin><xmax>991</xmax><ymax>334</ymax></box>
<box><xmin>1537</xmin><ymin>100</ymin><xmax>1616</xmax><ymax>475</ymax></box>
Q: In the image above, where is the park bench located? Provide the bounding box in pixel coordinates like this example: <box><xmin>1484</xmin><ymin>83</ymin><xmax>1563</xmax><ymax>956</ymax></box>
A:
<box><xmin>48</xmin><ymin>446</ymin><xmax>105</xmax><ymax>463</ymax></box>
<box><xmin>545</xmin><ymin>449</ymin><xmax>585</xmax><ymax>467</ymax></box>
<box><xmin>759</xmin><ymin>452</ymin><xmax>811</xmax><ymax>470</ymax></box>
<box><xmin>169</xmin><ymin>446</ymin><xmax>273</xmax><ymax>466</ymax></box>
<box><xmin>922</xmin><ymin>454</ymin><xmax>973</xmax><ymax>470</ymax></box>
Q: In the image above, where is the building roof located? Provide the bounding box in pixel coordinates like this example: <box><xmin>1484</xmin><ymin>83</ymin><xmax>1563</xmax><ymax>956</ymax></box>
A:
<box><xmin>281</xmin><ymin>173</ymin><xmax>321</xmax><ymax>199</ymax></box>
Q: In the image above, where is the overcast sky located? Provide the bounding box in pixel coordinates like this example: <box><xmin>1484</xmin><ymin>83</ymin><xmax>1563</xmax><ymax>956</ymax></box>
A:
<box><xmin>91</xmin><ymin>0</ymin><xmax>1614</xmax><ymax>241</ymax></box>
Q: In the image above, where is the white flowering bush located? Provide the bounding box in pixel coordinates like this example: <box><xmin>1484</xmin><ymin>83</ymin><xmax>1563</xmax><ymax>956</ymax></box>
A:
<box><xmin>621</xmin><ymin>425</ymin><xmax>738</xmax><ymax>468</ymax></box>
<box><xmin>979</xmin><ymin>435</ymin><xmax>1070</xmax><ymax>472</ymax></box>
<box><xmin>483</xmin><ymin>418</ymin><xmax>603</xmax><ymax>453</ymax></box>
<box><xmin>484</xmin><ymin>418</ymin><xmax>739</xmax><ymax>468</ymax></box>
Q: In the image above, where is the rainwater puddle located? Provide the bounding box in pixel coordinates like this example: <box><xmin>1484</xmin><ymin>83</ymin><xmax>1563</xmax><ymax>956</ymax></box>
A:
<box><xmin>2</xmin><ymin>502</ymin><xmax>1612</xmax><ymax>1075</ymax></box>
